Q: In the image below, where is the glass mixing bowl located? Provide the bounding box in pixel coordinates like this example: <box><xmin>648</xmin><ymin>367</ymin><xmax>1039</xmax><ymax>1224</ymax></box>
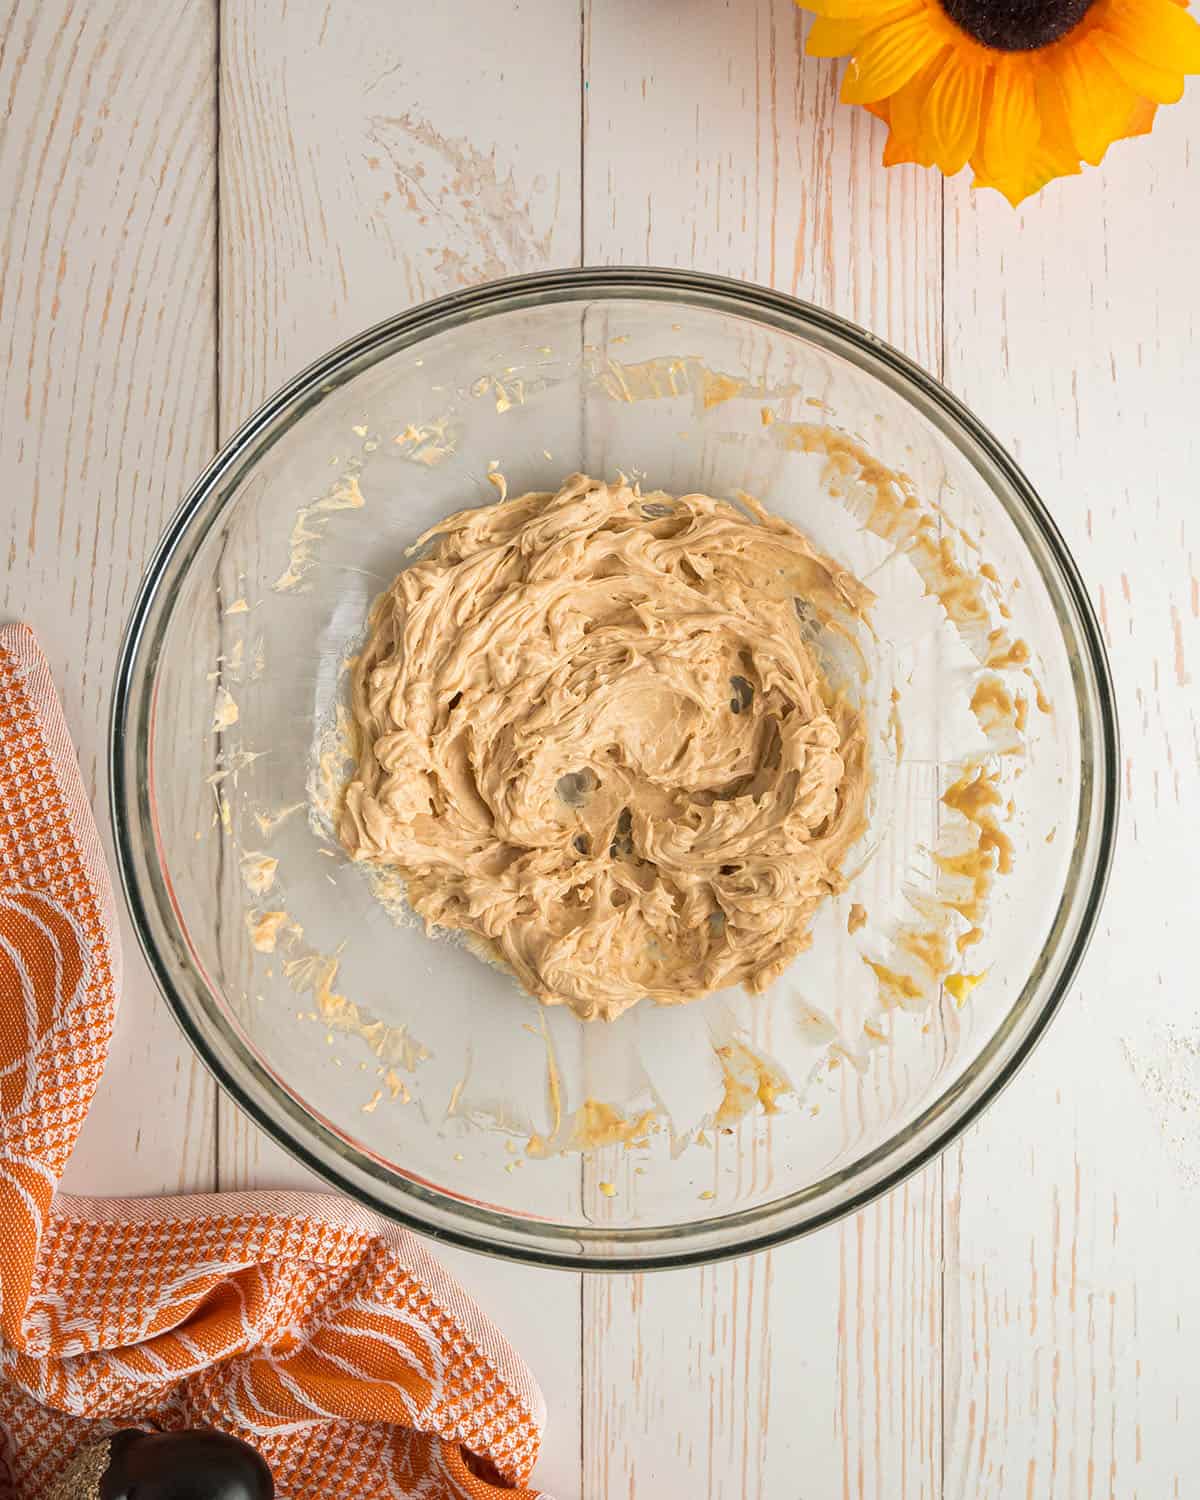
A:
<box><xmin>111</xmin><ymin>268</ymin><xmax>1117</xmax><ymax>1269</ymax></box>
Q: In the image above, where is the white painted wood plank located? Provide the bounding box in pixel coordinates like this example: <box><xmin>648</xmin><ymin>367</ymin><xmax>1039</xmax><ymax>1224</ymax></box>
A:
<box><xmin>0</xmin><ymin>0</ymin><xmax>219</xmax><ymax>1195</ymax></box>
<box><xmin>582</xmin><ymin>2</ymin><xmax>944</xmax><ymax>1495</ymax></box>
<box><xmin>586</xmin><ymin>1175</ymin><xmax>943</xmax><ymax>1500</ymax></box>
<box><xmin>940</xmin><ymin>94</ymin><xmax>1200</xmax><ymax>1500</ymax></box>
<box><xmin>217</xmin><ymin>4</ymin><xmax>584</xmax><ymax>1493</ymax></box>
<box><xmin>218</xmin><ymin>0</ymin><xmax>581</xmax><ymax>437</ymax></box>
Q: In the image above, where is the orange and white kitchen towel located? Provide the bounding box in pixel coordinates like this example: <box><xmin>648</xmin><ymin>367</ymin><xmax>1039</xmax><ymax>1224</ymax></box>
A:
<box><xmin>0</xmin><ymin>623</ymin><xmax>547</xmax><ymax>1499</ymax></box>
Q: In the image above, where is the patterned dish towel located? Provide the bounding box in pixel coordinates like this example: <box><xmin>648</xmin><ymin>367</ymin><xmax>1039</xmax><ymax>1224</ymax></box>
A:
<box><xmin>0</xmin><ymin>624</ymin><xmax>546</xmax><ymax>1499</ymax></box>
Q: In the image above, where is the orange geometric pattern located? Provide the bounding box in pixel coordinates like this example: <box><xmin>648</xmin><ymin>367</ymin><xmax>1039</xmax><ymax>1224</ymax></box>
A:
<box><xmin>0</xmin><ymin>626</ymin><xmax>547</xmax><ymax>1499</ymax></box>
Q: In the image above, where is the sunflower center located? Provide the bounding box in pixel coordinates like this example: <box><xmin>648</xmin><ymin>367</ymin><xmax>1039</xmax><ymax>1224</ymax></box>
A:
<box><xmin>939</xmin><ymin>0</ymin><xmax>1096</xmax><ymax>50</ymax></box>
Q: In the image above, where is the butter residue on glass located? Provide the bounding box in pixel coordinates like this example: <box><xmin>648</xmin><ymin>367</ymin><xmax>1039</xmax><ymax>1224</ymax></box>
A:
<box><xmin>273</xmin><ymin>470</ymin><xmax>365</xmax><ymax>594</ymax></box>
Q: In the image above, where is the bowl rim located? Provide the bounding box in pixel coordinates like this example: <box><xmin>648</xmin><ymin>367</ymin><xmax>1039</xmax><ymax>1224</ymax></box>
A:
<box><xmin>110</xmin><ymin>265</ymin><xmax>1119</xmax><ymax>1271</ymax></box>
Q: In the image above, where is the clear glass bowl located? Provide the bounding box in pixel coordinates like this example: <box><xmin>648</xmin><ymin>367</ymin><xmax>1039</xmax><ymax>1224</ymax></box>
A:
<box><xmin>111</xmin><ymin>269</ymin><xmax>1117</xmax><ymax>1269</ymax></box>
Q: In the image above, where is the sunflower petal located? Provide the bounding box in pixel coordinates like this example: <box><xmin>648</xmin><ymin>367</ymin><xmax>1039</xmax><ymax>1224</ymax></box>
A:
<box><xmin>972</xmin><ymin>136</ymin><xmax>1081</xmax><ymax>205</ymax></box>
<box><xmin>841</xmin><ymin>12</ymin><xmax>948</xmax><ymax>104</ymax></box>
<box><xmin>975</xmin><ymin>112</ymin><xmax>1084</xmax><ymax>208</ymax></box>
<box><xmin>970</xmin><ymin>157</ymin><xmax>1054</xmax><ymax>207</ymax></box>
<box><xmin>883</xmin><ymin>131</ymin><xmax>925</xmax><ymax>166</ymax></box>
<box><xmin>874</xmin><ymin>86</ymin><xmax>926</xmax><ymax>165</ymax></box>
<box><xmin>807</xmin><ymin>14</ymin><xmax>879</xmax><ymax>56</ymax></box>
<box><xmin>889</xmin><ymin>52</ymin><xmax>950</xmax><ymax>165</ymax></box>
<box><xmin>921</xmin><ymin>51</ymin><xmax>986</xmax><ymax>174</ymax></box>
<box><xmin>1034</xmin><ymin>56</ymin><xmax>1077</xmax><ymax>159</ymax></box>
<box><xmin>1099</xmin><ymin>0</ymin><xmax>1200</xmax><ymax>73</ymax></box>
<box><xmin>1033</xmin><ymin>120</ymin><xmax>1085</xmax><ymax>179</ymax></box>
<box><xmin>1052</xmin><ymin>37</ymin><xmax>1139</xmax><ymax>164</ymax></box>
<box><xmin>975</xmin><ymin>61</ymin><xmax>1040</xmax><ymax>186</ymax></box>
<box><xmin>801</xmin><ymin>0</ymin><xmax>918</xmax><ymax>19</ymax></box>
<box><xmin>1090</xmin><ymin>29</ymin><xmax>1185</xmax><ymax>101</ymax></box>
<box><xmin>1121</xmin><ymin>97</ymin><xmax>1158</xmax><ymax>137</ymax></box>
<box><xmin>990</xmin><ymin>67</ymin><xmax>1082</xmax><ymax>200</ymax></box>
<box><xmin>804</xmin><ymin>0</ymin><xmax>924</xmax><ymax>42</ymax></box>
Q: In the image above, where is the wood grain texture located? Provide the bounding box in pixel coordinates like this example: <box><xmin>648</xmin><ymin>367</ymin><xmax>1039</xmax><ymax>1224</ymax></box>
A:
<box><xmin>940</xmin><ymin>94</ymin><xmax>1200</xmax><ymax>1500</ymax></box>
<box><xmin>216</xmin><ymin>4</ymin><xmax>584</xmax><ymax>1492</ymax></box>
<box><xmin>219</xmin><ymin>0</ymin><xmax>581</xmax><ymax>437</ymax></box>
<box><xmin>582</xmin><ymin>2</ymin><xmax>944</xmax><ymax>1496</ymax></box>
<box><xmin>585</xmin><ymin>1174</ymin><xmax>943</xmax><ymax>1500</ymax></box>
<box><xmin>0</xmin><ymin>0</ymin><xmax>219</xmax><ymax>1195</ymax></box>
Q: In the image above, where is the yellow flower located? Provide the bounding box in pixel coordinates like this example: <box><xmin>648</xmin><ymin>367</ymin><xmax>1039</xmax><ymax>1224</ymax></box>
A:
<box><xmin>799</xmin><ymin>0</ymin><xmax>1200</xmax><ymax>203</ymax></box>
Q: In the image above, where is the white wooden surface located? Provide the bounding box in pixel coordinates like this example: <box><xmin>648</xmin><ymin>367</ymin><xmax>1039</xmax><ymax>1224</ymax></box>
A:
<box><xmin>2</xmin><ymin>1</ymin><xmax>1198</xmax><ymax>1496</ymax></box>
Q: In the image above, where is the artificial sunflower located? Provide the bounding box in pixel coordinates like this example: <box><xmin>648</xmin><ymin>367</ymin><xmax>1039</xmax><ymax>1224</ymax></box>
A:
<box><xmin>799</xmin><ymin>0</ymin><xmax>1200</xmax><ymax>203</ymax></box>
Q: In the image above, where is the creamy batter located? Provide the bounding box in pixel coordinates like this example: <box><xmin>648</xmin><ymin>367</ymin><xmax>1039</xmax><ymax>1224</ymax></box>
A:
<box><xmin>340</xmin><ymin>474</ymin><xmax>870</xmax><ymax>1020</ymax></box>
